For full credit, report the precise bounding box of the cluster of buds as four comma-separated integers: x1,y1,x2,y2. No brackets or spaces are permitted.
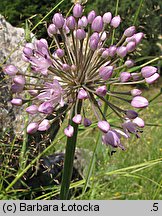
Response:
4,3,159,150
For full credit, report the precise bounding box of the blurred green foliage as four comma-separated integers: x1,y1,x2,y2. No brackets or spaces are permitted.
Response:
0,0,161,56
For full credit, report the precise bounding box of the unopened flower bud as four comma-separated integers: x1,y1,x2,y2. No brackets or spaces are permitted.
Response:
73,3,83,18
120,72,131,82
26,105,38,115
64,125,74,137
3,65,18,76
66,16,76,30
77,89,88,99
110,15,121,28
141,66,157,78
62,63,71,72
11,98,23,106
126,41,136,52
27,122,39,134
117,46,127,58
131,89,142,96
47,24,58,36
28,90,39,96
76,29,86,40
124,26,136,37
133,32,144,44
98,120,110,133
13,75,25,85
91,16,103,32
56,48,65,58
96,85,107,96
23,47,33,56
11,84,24,93
145,73,160,84
131,72,141,81
103,12,112,24
72,114,82,124
89,39,98,51
38,119,50,131
99,66,114,80
90,32,100,42
108,45,117,57
80,16,88,27
87,10,96,23
126,110,138,119
101,49,109,58
52,13,65,29
133,117,145,128
83,118,92,127
125,59,135,68
131,96,149,108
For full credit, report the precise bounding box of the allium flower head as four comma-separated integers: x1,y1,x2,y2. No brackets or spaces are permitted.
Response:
6,3,159,150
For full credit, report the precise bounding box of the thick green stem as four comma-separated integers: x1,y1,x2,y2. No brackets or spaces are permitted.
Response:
60,100,82,200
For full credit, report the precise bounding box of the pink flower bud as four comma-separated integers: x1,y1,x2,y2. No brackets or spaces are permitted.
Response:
131,89,142,96
124,26,136,37
126,41,136,52
108,45,117,57
73,3,83,18
120,72,131,82
97,120,110,133
64,125,74,137
125,59,135,68
28,90,39,96
90,32,100,42
62,64,71,72
25,43,34,50
110,15,121,28
47,24,58,36
91,16,103,32
38,119,50,131
76,29,86,40
77,89,88,99
145,73,160,84
87,10,96,24
13,75,25,85
3,65,18,76
96,85,107,96
101,49,109,58
89,39,98,51
131,96,149,108
26,105,38,115
133,117,145,128
141,66,157,78
80,16,88,27
38,102,53,114
83,118,92,127
11,98,22,106
133,32,144,44
27,122,39,134
66,16,76,30
23,47,33,56
126,110,138,119
56,48,65,58
72,114,82,124
117,46,127,58
131,72,141,81
52,13,65,29
11,84,24,93
103,12,112,24
99,66,114,80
